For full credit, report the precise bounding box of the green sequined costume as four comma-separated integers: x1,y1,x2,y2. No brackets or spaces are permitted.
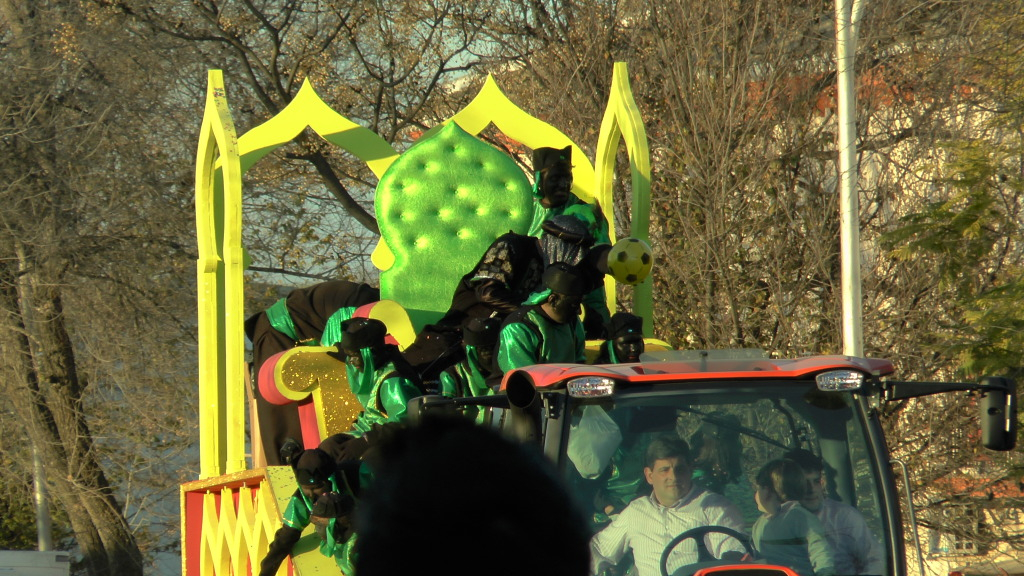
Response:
346,348,422,436
496,290,586,375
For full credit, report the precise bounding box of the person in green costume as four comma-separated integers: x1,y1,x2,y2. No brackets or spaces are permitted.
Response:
436,213,609,331
244,280,380,465
438,316,499,398
259,448,364,576
406,214,611,380
336,317,423,435
689,414,744,495
595,312,645,364
527,146,610,245
493,262,588,381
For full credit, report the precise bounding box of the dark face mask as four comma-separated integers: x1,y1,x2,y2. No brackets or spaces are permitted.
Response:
343,347,364,370
540,170,573,208
475,347,495,372
343,346,386,372
547,292,584,324
613,335,645,362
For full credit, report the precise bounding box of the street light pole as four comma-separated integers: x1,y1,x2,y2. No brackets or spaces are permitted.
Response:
33,444,53,551
836,0,865,357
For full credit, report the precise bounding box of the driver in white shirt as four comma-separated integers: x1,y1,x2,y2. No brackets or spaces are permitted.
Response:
591,435,748,576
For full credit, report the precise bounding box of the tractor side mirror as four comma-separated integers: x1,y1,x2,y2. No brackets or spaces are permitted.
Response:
979,377,1017,451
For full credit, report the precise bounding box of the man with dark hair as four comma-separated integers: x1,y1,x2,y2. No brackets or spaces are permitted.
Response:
783,449,884,575
353,415,591,576
595,312,645,364
591,435,747,576
259,449,362,576
337,317,423,435
493,262,588,383
244,280,380,465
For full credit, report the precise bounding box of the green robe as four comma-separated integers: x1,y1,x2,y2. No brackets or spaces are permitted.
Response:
497,299,586,374
281,475,358,574
439,345,494,422
438,346,492,398
346,350,421,436
266,301,359,347
528,194,611,244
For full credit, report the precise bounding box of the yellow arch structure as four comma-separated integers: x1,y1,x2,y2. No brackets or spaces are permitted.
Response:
423,76,597,203
237,79,399,177
371,75,601,275
195,70,247,478
595,63,653,334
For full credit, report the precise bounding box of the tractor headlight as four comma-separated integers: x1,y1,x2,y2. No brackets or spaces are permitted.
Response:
816,370,865,391
567,377,616,398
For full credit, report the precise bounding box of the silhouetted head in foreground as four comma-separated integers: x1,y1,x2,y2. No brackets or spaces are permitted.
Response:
354,415,590,576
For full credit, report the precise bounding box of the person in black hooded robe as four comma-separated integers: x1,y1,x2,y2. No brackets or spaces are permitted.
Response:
244,280,380,465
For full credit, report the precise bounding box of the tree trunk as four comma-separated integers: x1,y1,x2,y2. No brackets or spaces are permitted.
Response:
0,249,143,576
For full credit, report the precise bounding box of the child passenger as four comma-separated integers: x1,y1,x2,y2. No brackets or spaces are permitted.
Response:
752,459,836,576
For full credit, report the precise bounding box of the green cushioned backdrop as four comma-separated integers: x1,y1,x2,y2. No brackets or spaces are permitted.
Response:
376,122,533,329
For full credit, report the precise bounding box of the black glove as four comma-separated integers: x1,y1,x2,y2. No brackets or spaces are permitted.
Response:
318,433,369,464
311,491,355,520
259,525,301,576
335,435,370,462
327,343,347,363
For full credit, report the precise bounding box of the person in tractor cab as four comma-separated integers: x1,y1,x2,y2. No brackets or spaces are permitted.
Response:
783,449,884,575
335,317,423,435
590,435,747,576
595,312,645,364
259,449,363,576
689,414,744,495
752,459,836,576
492,262,589,384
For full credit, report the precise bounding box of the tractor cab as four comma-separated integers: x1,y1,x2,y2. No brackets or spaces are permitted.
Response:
422,351,1017,576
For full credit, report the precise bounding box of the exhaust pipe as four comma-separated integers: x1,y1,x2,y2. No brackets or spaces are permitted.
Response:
504,371,540,443
505,371,538,409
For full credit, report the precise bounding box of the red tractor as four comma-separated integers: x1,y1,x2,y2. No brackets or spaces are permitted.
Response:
414,351,1017,576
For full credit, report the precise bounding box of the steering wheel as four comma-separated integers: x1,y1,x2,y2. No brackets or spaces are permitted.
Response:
659,525,755,576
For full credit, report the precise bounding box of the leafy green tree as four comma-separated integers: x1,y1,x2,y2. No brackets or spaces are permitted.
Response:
882,139,1024,377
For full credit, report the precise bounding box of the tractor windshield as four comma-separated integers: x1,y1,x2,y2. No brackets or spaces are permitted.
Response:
563,382,890,576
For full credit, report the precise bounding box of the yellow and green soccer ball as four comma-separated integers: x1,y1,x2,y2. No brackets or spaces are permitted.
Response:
607,238,653,285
